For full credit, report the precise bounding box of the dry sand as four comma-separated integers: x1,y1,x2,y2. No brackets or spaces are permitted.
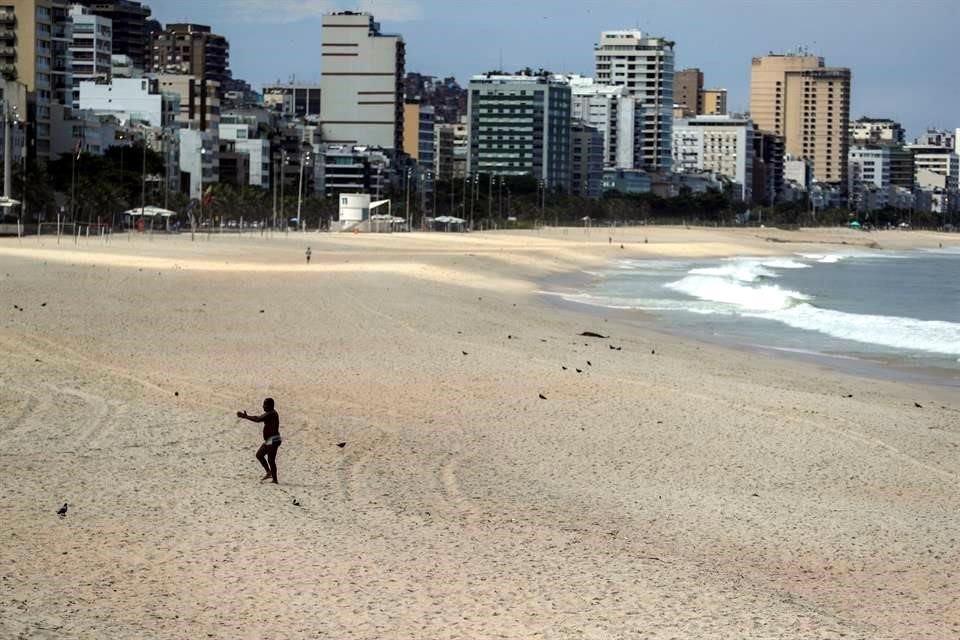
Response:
0,226,958,639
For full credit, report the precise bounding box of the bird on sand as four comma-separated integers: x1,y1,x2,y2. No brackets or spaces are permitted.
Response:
538,393,547,400
914,402,923,408
587,361,592,366
462,351,468,356
337,442,347,448
57,503,68,517
576,368,583,374
561,366,567,370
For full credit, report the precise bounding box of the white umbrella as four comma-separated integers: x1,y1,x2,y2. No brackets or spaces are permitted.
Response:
0,197,22,208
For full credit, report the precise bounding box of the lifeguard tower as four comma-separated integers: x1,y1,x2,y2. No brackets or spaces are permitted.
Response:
335,193,400,232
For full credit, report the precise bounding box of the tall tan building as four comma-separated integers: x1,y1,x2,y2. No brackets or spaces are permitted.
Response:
319,11,405,150
674,68,702,116
750,53,851,186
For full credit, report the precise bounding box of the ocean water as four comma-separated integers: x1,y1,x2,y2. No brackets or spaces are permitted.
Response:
551,247,960,378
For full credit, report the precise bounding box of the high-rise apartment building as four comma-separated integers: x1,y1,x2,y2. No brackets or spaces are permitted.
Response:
749,53,851,187
157,73,219,131
674,68,702,116
75,0,150,69
594,29,674,171
68,5,112,109
570,120,603,198
673,115,754,202
1,0,61,159
434,123,454,181
148,23,230,87
752,129,784,205
702,89,727,115
467,70,571,189
569,76,623,167
319,11,404,150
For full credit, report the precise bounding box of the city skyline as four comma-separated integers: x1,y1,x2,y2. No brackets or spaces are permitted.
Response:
146,0,958,139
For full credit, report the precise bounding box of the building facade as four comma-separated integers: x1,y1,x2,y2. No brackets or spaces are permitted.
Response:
674,68,702,116
702,89,727,115
262,83,321,117
570,120,603,198
78,76,179,127
749,53,851,188
319,11,404,150
752,129,784,206
672,115,754,202
218,118,270,187
850,117,905,147
75,0,151,69
148,23,230,88
467,70,571,189
157,73,220,131
593,29,674,171
569,76,628,169
68,5,112,109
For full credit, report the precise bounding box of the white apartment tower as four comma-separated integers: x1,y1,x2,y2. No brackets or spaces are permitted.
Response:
672,115,754,202
593,29,675,171
319,11,404,150
69,5,112,109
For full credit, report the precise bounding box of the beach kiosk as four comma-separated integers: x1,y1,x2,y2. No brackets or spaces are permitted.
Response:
336,194,392,232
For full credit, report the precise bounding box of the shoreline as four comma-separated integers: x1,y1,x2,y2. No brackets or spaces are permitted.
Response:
538,248,960,389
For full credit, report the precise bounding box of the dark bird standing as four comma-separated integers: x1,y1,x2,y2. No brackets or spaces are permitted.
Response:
56,503,68,517
337,442,347,448
538,393,547,400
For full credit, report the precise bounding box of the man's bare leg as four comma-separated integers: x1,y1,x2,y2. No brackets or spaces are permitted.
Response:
256,444,271,480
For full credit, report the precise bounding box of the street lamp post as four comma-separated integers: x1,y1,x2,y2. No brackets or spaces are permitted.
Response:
280,149,288,232
296,143,310,232
199,145,209,238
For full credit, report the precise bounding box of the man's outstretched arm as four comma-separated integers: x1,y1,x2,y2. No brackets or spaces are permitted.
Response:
237,410,266,423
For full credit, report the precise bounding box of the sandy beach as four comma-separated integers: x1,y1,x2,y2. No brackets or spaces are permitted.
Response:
1,226,958,639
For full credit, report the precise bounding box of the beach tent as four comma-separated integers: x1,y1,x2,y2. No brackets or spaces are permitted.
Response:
124,206,177,232
125,206,175,217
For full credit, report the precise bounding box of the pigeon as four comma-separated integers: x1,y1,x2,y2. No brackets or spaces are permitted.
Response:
292,498,301,507
538,393,547,400
651,349,656,355
508,335,513,340
586,361,592,367
174,391,179,397
337,442,346,448
40,302,46,307
56,503,68,517
579,331,609,339
561,366,567,371
259,309,265,313
576,368,583,374
462,351,468,356
914,402,923,408
843,394,853,398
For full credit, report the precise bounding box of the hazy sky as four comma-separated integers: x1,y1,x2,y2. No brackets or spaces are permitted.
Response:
148,0,958,138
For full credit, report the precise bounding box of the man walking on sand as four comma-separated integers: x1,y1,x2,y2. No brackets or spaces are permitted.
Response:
305,246,312,264
237,398,282,483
